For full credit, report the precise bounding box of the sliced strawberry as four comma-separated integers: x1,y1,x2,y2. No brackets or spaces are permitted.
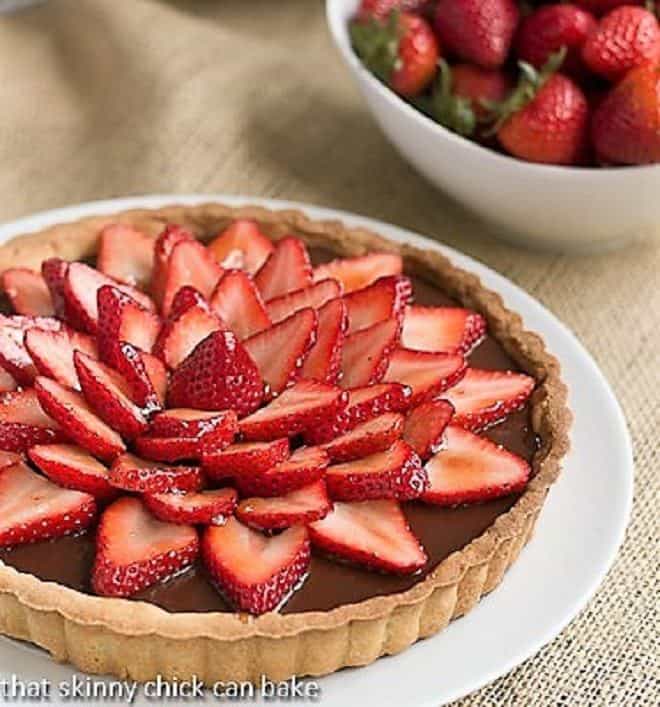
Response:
28,443,116,500
151,225,196,307
209,269,271,340
322,412,404,463
74,351,148,439
41,258,69,318
313,253,403,293
34,376,125,461
344,275,411,334
150,408,238,439
340,317,400,389
0,462,97,549
265,279,342,324
244,307,317,397
144,487,238,526
0,388,64,452
92,496,199,597
401,306,486,354
167,285,209,318
299,297,347,385
1,268,54,317
0,313,61,332
444,368,535,431
25,327,98,389
383,348,467,406
236,480,331,531
254,236,312,301
422,425,530,505
308,499,427,574
207,219,274,274
202,438,290,481
325,440,426,501
202,518,310,614
0,368,17,393
232,445,329,497
111,343,167,412
403,399,454,460
108,453,203,494
0,319,43,385
168,329,264,417
135,421,235,462
97,224,155,289
239,380,348,441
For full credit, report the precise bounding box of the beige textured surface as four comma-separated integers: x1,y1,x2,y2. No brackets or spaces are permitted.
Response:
0,1,657,704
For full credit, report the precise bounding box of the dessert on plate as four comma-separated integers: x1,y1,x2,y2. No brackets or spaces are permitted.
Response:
0,202,570,682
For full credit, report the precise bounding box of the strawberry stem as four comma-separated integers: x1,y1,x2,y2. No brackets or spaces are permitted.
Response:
349,13,400,85
431,59,477,137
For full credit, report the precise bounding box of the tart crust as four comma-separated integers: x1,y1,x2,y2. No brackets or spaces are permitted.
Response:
0,203,571,682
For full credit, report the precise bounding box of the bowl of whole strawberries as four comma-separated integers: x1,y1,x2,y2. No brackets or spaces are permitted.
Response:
327,0,660,252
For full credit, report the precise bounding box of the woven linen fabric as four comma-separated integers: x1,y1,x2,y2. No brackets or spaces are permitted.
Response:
0,1,657,704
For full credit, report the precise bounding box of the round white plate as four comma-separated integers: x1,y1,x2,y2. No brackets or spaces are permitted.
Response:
0,196,633,706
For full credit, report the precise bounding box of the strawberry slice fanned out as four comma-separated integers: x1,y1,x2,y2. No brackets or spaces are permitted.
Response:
202,518,310,614
239,380,348,441
401,306,487,355
0,388,64,453
422,425,530,506
151,224,196,307
202,438,290,481
236,480,331,531
444,368,535,431
25,327,98,390
299,297,347,385
325,440,427,501
0,318,46,386
28,443,116,501
135,422,236,463
150,408,238,439
340,317,400,389
210,270,271,340
144,488,238,526
344,275,412,334
403,399,455,460
322,412,404,463
110,342,167,412
244,307,317,397
92,496,199,597
0,462,97,549
265,279,342,324
109,453,203,494
207,219,274,274
313,253,403,293
309,499,427,574
254,236,313,301
96,224,155,289
384,349,467,406
41,258,69,318
1,268,54,317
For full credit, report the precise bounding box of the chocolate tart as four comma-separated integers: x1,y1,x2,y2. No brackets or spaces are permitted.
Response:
0,203,570,682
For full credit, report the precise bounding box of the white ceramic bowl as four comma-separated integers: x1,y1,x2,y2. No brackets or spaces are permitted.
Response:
327,0,660,252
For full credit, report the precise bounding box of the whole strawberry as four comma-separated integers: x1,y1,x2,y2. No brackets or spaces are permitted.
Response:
582,6,660,81
434,0,520,69
356,0,433,21
592,63,660,164
351,11,440,96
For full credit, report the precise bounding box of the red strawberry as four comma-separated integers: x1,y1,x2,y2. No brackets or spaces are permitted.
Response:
25,327,98,389
422,424,530,505
92,496,199,597
322,412,404,462
35,376,126,461
110,342,167,412
151,224,196,307
0,450,22,469
254,236,313,301
96,224,155,289
308,499,427,574
383,348,467,405
167,329,264,417
325,439,427,501
0,321,39,386
0,462,96,548
167,285,208,318
265,279,342,324
207,219,274,274
401,306,486,354
299,297,347,384
135,420,236,462
41,258,68,318
202,438,290,480
356,0,433,22
0,368,16,393
243,307,318,396
340,317,400,388
434,0,520,69
582,6,660,81
109,453,203,494
209,269,271,340
351,11,440,97
150,408,238,439
444,367,535,431
239,380,348,441
344,275,411,334
1,269,54,317
28,443,116,500
0,389,63,453
313,253,402,293
236,480,331,531
203,519,311,614
403,398,454,459
592,63,660,164
143,488,238,525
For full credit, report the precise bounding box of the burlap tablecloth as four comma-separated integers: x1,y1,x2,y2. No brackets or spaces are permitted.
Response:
0,1,657,704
